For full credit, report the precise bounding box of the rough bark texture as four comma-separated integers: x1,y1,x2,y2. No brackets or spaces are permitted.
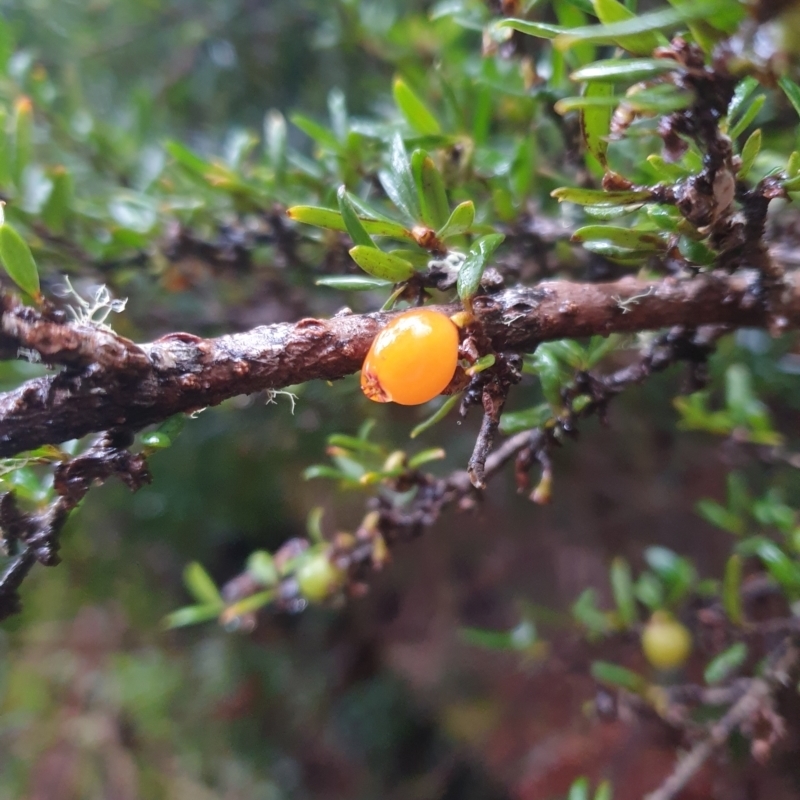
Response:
0,270,796,458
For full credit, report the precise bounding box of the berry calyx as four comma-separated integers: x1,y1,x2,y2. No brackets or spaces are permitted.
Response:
361,308,459,405
641,611,692,670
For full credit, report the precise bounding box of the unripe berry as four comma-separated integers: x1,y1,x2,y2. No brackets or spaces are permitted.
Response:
361,309,459,405
641,611,692,670
295,549,345,603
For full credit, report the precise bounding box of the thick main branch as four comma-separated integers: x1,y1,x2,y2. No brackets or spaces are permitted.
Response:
0,271,796,458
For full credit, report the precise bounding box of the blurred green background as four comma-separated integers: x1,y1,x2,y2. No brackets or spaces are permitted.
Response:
0,1,799,799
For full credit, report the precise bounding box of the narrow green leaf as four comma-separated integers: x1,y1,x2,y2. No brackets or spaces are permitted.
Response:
286,206,413,241
723,554,743,625
704,642,747,685
581,82,613,166
610,557,637,628
437,200,475,238
393,77,441,135
408,447,446,469
222,590,275,621
457,233,505,302
411,394,462,439
592,0,660,56
573,588,611,634
316,275,393,291
338,186,376,248
493,19,567,39
554,0,743,51
728,95,765,141
165,140,212,176
551,187,653,205
41,167,73,234
726,76,758,122
568,777,590,800
571,58,677,83
163,604,221,629
378,133,421,222
290,113,340,151
0,216,40,298
593,780,613,800
12,97,33,187
573,225,666,250
411,150,450,229
349,245,415,281
328,433,384,455
678,235,716,266
696,498,744,535
183,562,224,607
779,76,800,119
737,537,800,592
590,660,648,693
737,129,761,180
499,403,552,434
264,109,287,182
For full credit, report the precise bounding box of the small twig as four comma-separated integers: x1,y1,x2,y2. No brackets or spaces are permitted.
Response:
645,638,800,800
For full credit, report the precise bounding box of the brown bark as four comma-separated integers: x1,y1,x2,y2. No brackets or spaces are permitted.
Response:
0,270,795,458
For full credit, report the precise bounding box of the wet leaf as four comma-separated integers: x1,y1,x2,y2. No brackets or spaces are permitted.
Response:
571,58,677,83
378,133,421,222
580,81,613,166
499,403,552,434
592,0,660,56
411,150,450,229
338,186,376,248
316,275,393,290
728,95,765,141
349,245,415,281
492,19,566,39
437,200,475,238
287,206,412,241
552,187,653,205
457,233,505,302
573,225,665,250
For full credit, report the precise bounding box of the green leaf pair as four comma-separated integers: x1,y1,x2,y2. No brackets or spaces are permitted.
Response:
0,205,41,299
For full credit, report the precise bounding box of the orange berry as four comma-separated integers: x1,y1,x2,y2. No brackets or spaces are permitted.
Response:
361,309,459,405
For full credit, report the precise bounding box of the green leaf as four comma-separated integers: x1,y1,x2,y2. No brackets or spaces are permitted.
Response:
779,76,800,120
554,0,743,51
165,139,213,176
696,498,744,535
644,546,696,605
737,537,800,593
723,554,743,625
581,82,613,166
408,447,446,469
727,76,759,124
551,187,653,205
704,642,747,685
141,432,171,449
411,150,450,229
0,214,40,298
286,206,413,241
183,562,223,607
393,77,441,135
457,233,505,302
437,200,475,238
736,128,761,181
635,571,664,610
41,167,73,234
592,0,660,56
460,619,536,651
728,95,765,141
499,403,552,434
410,393,462,439
573,225,665,250
247,551,279,587
328,433,384,456
338,186,376,248
573,588,611,634
594,780,613,800
349,245,415,281
590,660,647,693
568,777,590,800
163,604,221,629
316,275,393,291
610,557,637,628
290,113,341,151
492,19,567,39
264,109,287,182
221,590,276,621
571,58,677,83
12,97,33,187
378,133,421,222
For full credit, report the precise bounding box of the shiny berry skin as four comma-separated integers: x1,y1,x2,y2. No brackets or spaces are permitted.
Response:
295,549,345,603
641,611,692,670
361,309,459,405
